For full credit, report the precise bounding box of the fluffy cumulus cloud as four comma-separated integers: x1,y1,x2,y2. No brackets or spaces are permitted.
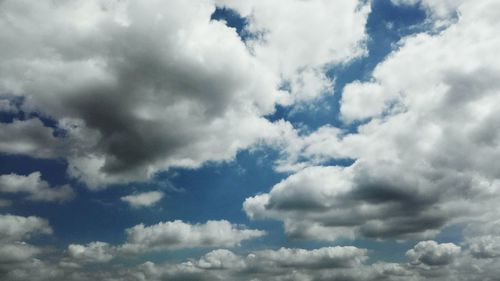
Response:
121,191,164,208
0,0,369,188
121,220,265,253
5,240,500,281
0,172,75,203
0,119,63,158
0,214,52,241
0,214,57,280
1,235,500,280
406,241,461,266
61,220,265,263
245,0,500,241
215,0,370,102
67,242,114,264
0,218,265,279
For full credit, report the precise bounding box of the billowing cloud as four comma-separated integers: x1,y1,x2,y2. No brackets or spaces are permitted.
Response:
0,242,41,264
0,172,75,203
215,0,370,102
58,220,266,265
246,0,500,241
3,237,500,281
0,214,55,280
406,241,461,266
0,214,52,241
105,246,370,281
121,220,265,253
0,0,369,188
120,191,164,208
67,242,114,264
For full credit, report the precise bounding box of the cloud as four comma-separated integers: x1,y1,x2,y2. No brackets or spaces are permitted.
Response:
113,246,370,281
467,235,500,259
0,0,369,188
0,214,52,241
0,242,41,264
0,99,17,114
0,119,63,158
0,199,11,208
121,220,265,253
57,220,266,266
120,191,164,208
3,237,500,281
0,172,75,203
245,0,500,241
215,0,370,103
67,242,114,264
0,214,57,281
406,241,461,266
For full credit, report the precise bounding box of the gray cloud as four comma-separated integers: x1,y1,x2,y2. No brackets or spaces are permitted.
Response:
0,0,369,188
2,236,500,281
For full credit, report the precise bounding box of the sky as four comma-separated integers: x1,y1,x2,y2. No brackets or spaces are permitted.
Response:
0,0,500,280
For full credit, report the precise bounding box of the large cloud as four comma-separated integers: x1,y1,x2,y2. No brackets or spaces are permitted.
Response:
67,242,114,264
0,0,369,188
215,0,370,102
244,0,500,241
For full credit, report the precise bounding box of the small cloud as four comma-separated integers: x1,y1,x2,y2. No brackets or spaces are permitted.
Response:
0,172,75,203
121,191,164,208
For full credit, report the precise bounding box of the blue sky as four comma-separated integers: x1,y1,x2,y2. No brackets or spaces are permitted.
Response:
1,0,500,280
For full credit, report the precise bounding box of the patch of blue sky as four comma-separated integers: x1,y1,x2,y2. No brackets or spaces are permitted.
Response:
268,0,428,134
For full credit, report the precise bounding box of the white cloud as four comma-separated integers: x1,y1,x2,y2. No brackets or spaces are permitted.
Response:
0,214,52,241
391,0,466,26
120,246,370,281
67,242,114,264
0,172,75,203
246,0,500,241
0,119,63,158
216,0,370,103
406,241,461,266
467,235,500,259
0,214,57,281
0,242,41,263
0,0,369,188
4,238,500,281
121,220,265,253
120,191,164,208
